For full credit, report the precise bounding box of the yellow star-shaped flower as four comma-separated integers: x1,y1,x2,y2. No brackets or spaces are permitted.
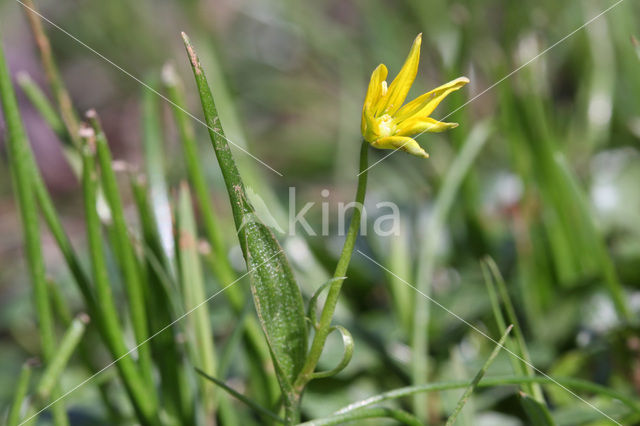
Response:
361,34,469,158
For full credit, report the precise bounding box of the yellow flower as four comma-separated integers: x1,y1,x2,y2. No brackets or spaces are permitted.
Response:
361,34,469,158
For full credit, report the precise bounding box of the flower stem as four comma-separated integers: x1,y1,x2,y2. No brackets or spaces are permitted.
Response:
294,140,369,391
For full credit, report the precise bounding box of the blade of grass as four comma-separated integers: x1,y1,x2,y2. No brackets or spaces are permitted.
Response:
0,35,68,426
47,281,121,422
518,391,556,426
16,72,81,175
412,121,491,421
142,83,176,276
6,360,35,426
177,182,218,418
445,325,513,426
299,407,422,426
22,0,81,149
129,173,194,425
79,127,158,425
88,110,154,390
35,314,89,401
195,368,284,424
334,375,640,415
484,257,545,402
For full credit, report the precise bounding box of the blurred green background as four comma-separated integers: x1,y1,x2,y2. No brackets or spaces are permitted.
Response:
1,0,640,424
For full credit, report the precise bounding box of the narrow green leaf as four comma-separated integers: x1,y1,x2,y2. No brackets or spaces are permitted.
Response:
445,325,512,426
142,83,176,276
334,375,640,416
79,127,158,425
177,182,218,416
519,391,556,426
0,35,68,426
195,368,285,424
484,257,545,402
163,64,279,405
6,360,35,426
181,33,307,396
412,121,491,420
310,326,354,379
130,174,194,425
36,315,89,400
88,110,154,389
22,0,81,149
299,407,422,426
16,72,81,175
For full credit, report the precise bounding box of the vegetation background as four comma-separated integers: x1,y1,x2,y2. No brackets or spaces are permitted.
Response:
0,0,639,424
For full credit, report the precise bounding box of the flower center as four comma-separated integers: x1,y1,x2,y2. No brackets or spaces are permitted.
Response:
377,114,395,137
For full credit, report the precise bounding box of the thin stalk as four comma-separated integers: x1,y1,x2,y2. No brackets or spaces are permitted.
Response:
0,37,68,426
485,258,544,402
129,174,194,425
6,360,35,426
80,128,158,425
36,315,89,401
412,122,490,420
195,368,284,424
47,281,121,422
299,407,422,426
141,84,176,275
294,140,368,390
445,325,513,426
22,0,80,148
334,376,640,415
89,111,154,389
178,183,218,419
16,72,81,174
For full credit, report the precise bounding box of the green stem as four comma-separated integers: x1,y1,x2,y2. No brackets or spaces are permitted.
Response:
445,325,512,426
299,407,422,426
0,36,68,426
36,315,89,401
294,140,369,390
7,360,34,426
22,0,81,149
89,111,154,389
80,130,157,425
334,375,640,415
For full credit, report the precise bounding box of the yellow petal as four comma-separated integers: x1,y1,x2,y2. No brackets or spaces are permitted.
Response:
395,76,469,123
376,34,422,116
362,64,388,133
396,117,459,136
371,135,429,158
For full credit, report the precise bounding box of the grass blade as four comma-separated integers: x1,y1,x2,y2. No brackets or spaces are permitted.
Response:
35,314,89,401
142,83,176,276
177,182,218,417
445,325,513,426
195,368,284,424
79,127,158,424
6,360,35,426
22,0,81,149
483,257,545,402
0,34,68,426
299,407,422,426
88,110,154,389
412,121,491,420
